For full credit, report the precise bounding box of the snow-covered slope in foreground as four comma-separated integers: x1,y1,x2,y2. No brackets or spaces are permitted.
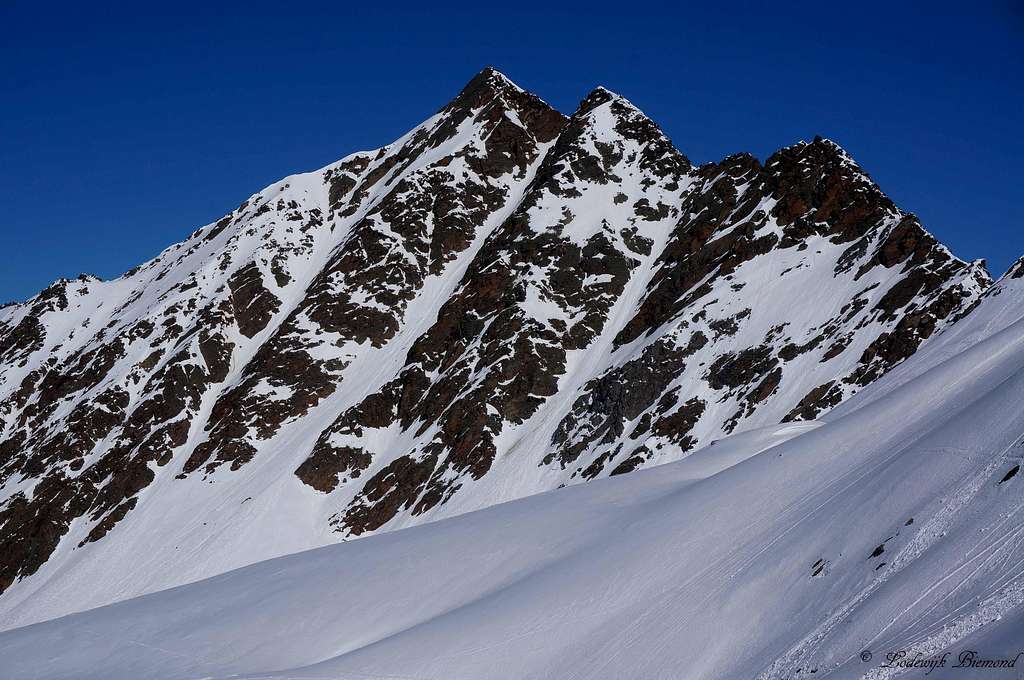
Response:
2,270,1024,679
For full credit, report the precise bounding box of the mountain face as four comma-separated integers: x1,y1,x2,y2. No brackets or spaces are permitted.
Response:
0,68,993,626
3,255,1023,680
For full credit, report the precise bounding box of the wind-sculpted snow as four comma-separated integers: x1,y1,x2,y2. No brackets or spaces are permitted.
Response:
0,68,998,627
2,279,1024,679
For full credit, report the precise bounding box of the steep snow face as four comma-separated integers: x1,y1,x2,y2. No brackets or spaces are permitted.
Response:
829,257,1024,417
0,68,992,628
307,87,695,535
539,140,990,482
1,271,1023,680
0,67,564,623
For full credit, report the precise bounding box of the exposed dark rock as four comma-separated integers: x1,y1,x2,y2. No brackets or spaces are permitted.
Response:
783,381,844,422
336,454,437,535
707,346,777,391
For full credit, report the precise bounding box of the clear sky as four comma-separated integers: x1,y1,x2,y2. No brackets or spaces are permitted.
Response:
2,1,1021,302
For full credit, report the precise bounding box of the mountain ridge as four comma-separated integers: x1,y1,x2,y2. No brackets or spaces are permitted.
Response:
0,68,1000,628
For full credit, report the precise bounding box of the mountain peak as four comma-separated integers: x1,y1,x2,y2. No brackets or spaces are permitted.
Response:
575,85,627,116
475,65,515,86
1003,255,1024,279
770,135,859,169
436,67,565,145
764,135,884,214
464,65,519,93
807,135,859,165
443,66,527,113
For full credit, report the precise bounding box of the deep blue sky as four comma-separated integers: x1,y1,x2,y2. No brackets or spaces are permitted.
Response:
2,1,1021,302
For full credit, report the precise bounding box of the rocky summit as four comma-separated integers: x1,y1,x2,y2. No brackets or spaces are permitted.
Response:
0,68,999,627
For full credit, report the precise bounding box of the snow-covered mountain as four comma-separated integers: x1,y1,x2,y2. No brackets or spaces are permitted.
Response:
2,250,1023,680
0,68,996,629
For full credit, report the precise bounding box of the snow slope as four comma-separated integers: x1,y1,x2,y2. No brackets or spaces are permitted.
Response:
2,260,1022,678
0,67,996,633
